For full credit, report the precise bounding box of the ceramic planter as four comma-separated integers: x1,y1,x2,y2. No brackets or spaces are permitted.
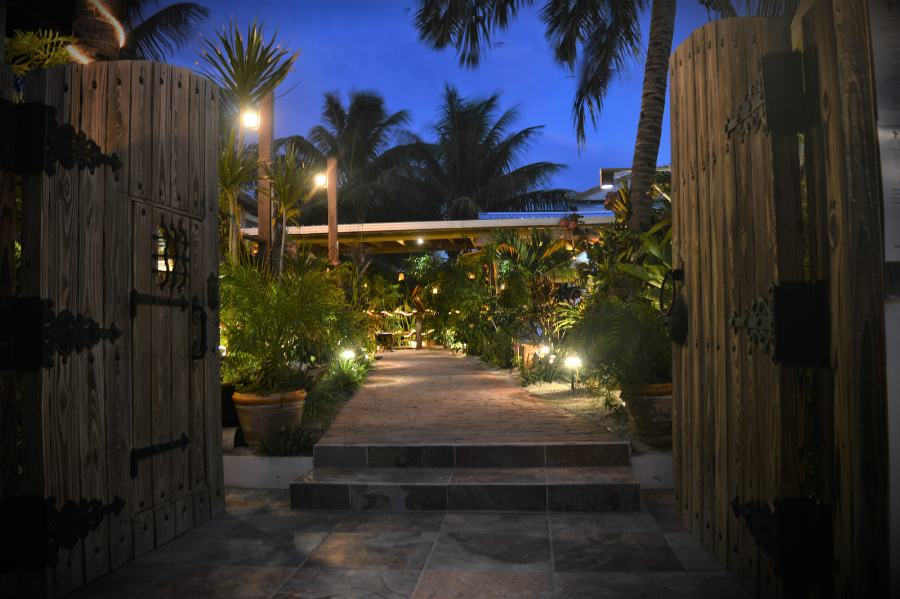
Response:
231,390,307,447
620,383,673,448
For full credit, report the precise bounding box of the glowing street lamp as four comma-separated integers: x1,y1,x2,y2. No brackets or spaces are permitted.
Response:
315,174,327,187
564,356,583,390
242,109,260,131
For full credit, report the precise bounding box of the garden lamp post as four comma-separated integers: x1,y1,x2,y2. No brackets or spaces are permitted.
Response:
325,157,338,264
257,91,275,266
564,356,582,390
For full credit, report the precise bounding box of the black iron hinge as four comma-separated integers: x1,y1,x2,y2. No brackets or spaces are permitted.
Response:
0,297,122,371
0,494,125,572
730,280,829,367
191,295,208,368
131,433,190,478
724,50,820,140
130,289,189,319
0,99,122,175
733,496,831,586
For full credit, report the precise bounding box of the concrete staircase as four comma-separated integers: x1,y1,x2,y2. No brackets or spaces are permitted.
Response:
290,442,640,512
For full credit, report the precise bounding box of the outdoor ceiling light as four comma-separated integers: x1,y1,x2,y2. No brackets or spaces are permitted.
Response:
417,238,424,244
242,109,260,131
315,174,327,187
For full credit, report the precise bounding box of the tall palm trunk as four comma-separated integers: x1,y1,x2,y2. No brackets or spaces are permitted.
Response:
628,0,676,232
70,0,126,62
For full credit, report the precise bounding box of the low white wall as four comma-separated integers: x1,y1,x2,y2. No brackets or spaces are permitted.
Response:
224,455,314,490
632,455,673,490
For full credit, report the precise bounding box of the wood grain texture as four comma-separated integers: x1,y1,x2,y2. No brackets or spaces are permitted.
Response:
103,60,134,571
151,206,174,511
188,215,207,502
668,44,683,532
129,62,152,201
170,214,192,505
76,61,111,586
0,65,17,502
151,63,171,208
171,67,189,213
188,73,205,218
203,78,225,518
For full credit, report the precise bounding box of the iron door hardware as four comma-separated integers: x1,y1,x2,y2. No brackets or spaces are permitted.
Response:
0,297,122,371
732,496,832,586
206,273,220,311
0,99,123,175
191,295,208,367
131,433,190,478
0,494,125,572
730,280,829,367
130,289,189,318
724,51,820,140
661,269,688,345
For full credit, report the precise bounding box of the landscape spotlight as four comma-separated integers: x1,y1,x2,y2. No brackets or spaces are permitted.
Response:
341,349,355,359
417,238,424,245
565,356,582,390
315,174,327,187
242,109,260,131
540,346,550,356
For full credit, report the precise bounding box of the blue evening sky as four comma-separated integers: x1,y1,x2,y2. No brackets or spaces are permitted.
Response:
166,1,715,193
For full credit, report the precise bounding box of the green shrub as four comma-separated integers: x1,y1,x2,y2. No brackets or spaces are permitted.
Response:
259,426,310,457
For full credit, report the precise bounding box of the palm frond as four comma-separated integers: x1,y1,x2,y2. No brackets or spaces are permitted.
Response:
121,2,209,62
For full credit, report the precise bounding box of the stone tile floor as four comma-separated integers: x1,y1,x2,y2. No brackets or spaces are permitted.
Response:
66,488,753,599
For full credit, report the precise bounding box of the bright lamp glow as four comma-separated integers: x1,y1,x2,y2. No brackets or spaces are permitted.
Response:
540,346,550,356
564,356,582,368
242,110,260,130
315,174,327,187
601,184,614,190
417,238,424,244
341,349,355,359
432,287,439,294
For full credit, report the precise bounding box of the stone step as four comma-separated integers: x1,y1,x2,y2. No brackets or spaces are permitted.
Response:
290,466,640,513
313,442,631,469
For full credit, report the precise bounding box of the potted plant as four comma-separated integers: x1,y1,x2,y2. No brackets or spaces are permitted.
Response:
220,256,347,446
563,296,673,447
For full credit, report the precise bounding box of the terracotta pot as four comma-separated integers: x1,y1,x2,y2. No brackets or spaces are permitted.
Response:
231,390,307,447
620,383,673,449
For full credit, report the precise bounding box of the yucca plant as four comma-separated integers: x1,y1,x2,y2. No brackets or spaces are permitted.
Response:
259,426,310,457
218,128,260,264
262,145,316,273
196,16,300,135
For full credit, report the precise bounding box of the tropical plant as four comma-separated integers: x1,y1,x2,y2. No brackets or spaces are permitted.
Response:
196,17,300,134
220,257,352,395
490,228,573,281
4,29,71,76
218,128,260,264
259,426,310,456
560,295,671,388
380,85,571,220
262,145,316,273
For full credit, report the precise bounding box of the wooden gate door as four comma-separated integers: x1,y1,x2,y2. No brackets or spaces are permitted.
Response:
11,61,224,598
669,2,889,596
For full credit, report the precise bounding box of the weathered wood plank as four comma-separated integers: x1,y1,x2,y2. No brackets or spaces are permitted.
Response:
131,201,155,556
668,44,683,530
77,61,111,586
831,0,890,594
175,494,194,537
170,214,192,505
203,79,225,518
103,60,134,571
129,62,152,201
154,502,176,548
188,73,205,218
171,67,189,213
188,215,207,499
151,63,171,208
151,206,174,512
132,512,154,558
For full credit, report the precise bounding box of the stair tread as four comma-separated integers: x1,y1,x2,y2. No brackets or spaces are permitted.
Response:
294,466,639,486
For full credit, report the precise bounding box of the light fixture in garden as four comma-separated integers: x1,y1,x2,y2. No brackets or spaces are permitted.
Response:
398,272,405,281
468,273,476,279
549,353,557,364
341,349,355,360
565,356,582,390
315,174,327,187
540,346,550,357
242,109,260,131
417,238,424,245
432,287,439,294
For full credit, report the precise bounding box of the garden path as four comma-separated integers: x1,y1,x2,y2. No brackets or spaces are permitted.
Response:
317,349,618,446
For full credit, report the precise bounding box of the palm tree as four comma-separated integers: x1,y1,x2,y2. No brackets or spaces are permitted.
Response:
490,228,573,281
278,89,412,224
412,0,668,232
15,0,209,63
378,84,571,220
262,145,316,273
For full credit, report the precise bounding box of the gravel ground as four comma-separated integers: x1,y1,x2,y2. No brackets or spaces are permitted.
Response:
460,355,670,457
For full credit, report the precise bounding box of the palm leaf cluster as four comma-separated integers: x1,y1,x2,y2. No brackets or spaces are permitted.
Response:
377,85,571,221
120,0,210,62
489,228,572,280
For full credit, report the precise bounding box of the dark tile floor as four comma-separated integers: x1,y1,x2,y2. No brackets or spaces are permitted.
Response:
65,488,753,599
